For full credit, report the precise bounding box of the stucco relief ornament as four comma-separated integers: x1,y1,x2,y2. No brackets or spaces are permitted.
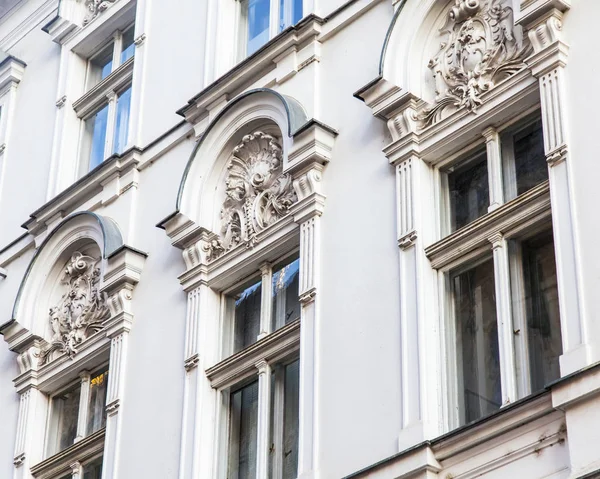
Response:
83,0,118,26
419,0,532,127
203,131,297,262
37,252,111,365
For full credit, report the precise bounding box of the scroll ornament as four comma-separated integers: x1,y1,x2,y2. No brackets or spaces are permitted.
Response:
83,0,118,26
38,252,110,365
419,0,532,127
203,131,297,262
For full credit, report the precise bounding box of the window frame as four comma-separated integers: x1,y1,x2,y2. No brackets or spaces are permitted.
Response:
207,250,301,479
73,24,136,175
236,0,304,61
429,107,559,430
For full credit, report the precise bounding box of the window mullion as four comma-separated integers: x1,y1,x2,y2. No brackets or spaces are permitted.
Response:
489,233,518,406
483,127,504,211
259,263,273,340
112,31,123,71
70,461,83,479
270,0,280,38
255,360,272,479
75,371,91,442
103,90,118,159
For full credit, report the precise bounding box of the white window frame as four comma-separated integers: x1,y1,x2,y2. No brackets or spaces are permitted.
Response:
73,24,135,175
29,364,109,479
428,106,558,430
207,251,301,479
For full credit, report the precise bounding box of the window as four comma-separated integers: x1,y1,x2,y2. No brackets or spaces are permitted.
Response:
436,112,560,427
238,0,303,58
208,254,301,479
46,369,108,457
76,25,135,174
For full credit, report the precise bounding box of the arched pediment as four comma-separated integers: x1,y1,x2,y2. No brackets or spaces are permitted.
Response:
2,212,124,361
175,88,309,224
358,0,531,130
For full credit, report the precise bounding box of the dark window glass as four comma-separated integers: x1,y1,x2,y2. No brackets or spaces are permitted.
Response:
272,258,300,332
448,151,489,231
228,381,259,479
233,280,262,352
507,119,548,198
453,259,501,424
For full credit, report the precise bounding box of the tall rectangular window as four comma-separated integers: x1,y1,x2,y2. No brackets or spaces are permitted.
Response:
452,259,501,425
238,0,303,59
77,25,135,174
213,251,301,479
48,385,81,455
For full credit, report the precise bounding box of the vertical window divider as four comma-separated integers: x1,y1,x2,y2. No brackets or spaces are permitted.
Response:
103,90,118,158
483,127,504,212
75,371,91,442
443,271,460,429
269,0,280,39
259,263,273,340
256,360,272,479
271,365,285,478
112,31,123,70
70,460,83,479
489,233,518,406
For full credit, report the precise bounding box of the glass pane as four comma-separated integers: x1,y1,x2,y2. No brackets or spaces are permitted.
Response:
279,0,303,31
453,259,501,425
120,26,135,64
448,151,489,232
87,370,109,435
521,232,562,391
272,258,300,332
507,119,548,199
228,381,259,479
88,42,114,88
282,361,300,479
113,87,132,155
48,385,81,454
245,0,270,56
84,104,109,171
83,456,103,479
233,280,262,352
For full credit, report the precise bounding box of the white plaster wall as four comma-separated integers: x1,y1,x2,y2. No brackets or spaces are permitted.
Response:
0,22,59,246
561,1,600,359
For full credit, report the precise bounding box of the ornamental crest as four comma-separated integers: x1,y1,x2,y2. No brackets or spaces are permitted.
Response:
83,0,118,26
420,0,532,127
38,252,110,365
204,131,297,262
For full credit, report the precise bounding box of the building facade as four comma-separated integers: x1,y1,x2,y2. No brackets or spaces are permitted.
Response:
0,0,598,478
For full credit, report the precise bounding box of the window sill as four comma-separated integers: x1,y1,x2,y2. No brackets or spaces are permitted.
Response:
30,428,105,479
22,147,141,237
206,319,300,389
425,181,551,270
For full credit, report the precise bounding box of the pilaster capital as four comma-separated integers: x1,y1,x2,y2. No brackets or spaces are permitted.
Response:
398,231,418,250
488,232,505,248
547,145,568,167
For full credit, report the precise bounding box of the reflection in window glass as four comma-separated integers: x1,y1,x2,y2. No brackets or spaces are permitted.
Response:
448,151,489,232
452,259,501,425
272,258,300,332
113,87,132,155
48,385,81,455
85,104,109,171
282,361,300,479
514,231,562,392
121,27,135,64
279,0,302,31
83,456,103,479
242,0,270,57
233,280,262,352
504,119,548,200
87,370,109,435
228,381,259,479
88,42,114,88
